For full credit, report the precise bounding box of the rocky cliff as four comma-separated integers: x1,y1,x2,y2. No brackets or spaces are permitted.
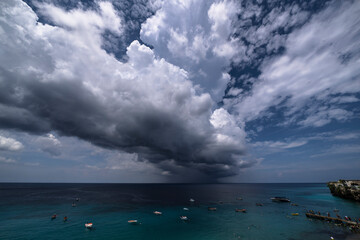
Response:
327,180,360,202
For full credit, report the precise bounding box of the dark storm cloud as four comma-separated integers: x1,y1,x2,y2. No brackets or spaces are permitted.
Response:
0,65,249,177
0,67,103,135
0,69,51,133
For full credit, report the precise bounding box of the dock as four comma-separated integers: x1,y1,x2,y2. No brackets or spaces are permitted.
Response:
305,213,360,230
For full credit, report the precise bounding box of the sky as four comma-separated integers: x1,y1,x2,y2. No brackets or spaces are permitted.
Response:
0,0,359,183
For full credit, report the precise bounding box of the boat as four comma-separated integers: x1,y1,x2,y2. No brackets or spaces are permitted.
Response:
189,198,195,202
271,197,290,202
76,198,80,202
291,203,298,206
183,208,189,211
180,216,188,221
153,211,162,215
208,207,217,211
291,213,299,216
51,214,57,220
85,223,93,229
128,220,138,224
72,203,76,207
235,208,247,213
256,203,263,206
237,197,243,200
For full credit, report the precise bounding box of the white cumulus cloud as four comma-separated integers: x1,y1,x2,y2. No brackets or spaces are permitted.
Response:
140,0,242,100
0,135,24,151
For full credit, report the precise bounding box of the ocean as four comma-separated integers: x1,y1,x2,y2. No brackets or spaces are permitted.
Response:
0,183,359,240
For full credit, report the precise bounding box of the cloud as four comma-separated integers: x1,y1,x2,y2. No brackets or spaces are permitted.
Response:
0,0,249,179
333,133,360,140
207,0,238,59
292,130,360,142
0,156,16,163
0,135,24,151
140,0,241,100
252,128,360,150
229,0,311,67
252,140,308,151
330,96,360,104
91,151,154,172
311,144,360,158
39,1,122,34
293,105,353,128
35,133,62,156
226,0,360,128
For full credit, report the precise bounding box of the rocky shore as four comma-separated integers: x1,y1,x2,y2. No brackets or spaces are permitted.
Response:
327,180,360,202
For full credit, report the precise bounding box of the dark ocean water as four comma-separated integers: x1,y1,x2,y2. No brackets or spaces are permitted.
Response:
0,183,359,240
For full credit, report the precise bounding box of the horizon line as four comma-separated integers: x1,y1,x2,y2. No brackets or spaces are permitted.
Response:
0,181,329,184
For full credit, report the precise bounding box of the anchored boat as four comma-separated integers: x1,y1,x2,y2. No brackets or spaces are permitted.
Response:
271,197,290,202
235,208,247,213
85,223,93,229
128,220,138,224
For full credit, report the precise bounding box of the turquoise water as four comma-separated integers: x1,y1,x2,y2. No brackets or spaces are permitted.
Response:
0,183,359,239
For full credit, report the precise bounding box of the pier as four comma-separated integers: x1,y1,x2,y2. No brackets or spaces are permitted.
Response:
305,213,360,230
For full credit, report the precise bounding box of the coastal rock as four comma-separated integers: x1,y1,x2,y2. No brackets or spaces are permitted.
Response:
327,180,360,202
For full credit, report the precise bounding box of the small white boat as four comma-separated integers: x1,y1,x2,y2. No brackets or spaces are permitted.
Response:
180,216,188,221
153,211,162,215
183,208,189,211
85,223,93,229
189,198,195,202
128,220,138,224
